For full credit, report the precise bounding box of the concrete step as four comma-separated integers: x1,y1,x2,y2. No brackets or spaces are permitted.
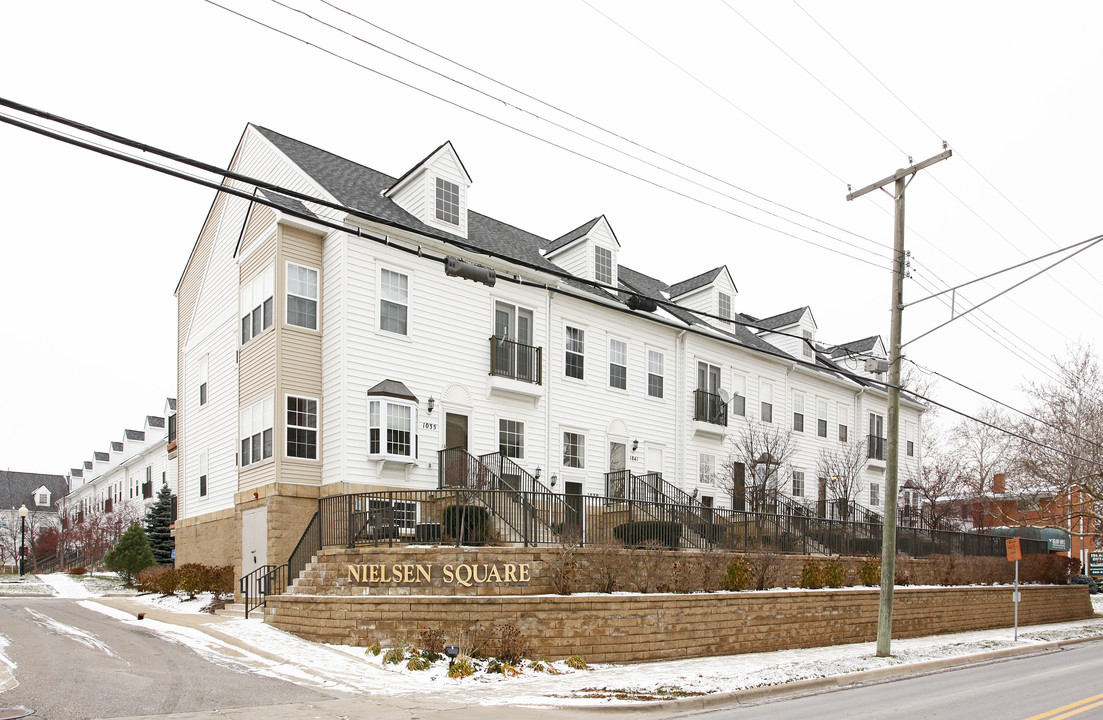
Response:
214,603,247,618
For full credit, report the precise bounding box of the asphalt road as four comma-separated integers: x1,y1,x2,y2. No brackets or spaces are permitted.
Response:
687,639,1103,720
0,598,328,720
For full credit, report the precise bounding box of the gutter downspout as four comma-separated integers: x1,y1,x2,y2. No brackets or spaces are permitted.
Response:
675,329,688,490
546,288,555,492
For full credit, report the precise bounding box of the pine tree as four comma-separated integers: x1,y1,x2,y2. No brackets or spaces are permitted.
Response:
145,484,175,566
103,523,156,584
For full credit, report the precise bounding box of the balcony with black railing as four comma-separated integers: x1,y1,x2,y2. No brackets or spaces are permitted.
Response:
693,389,727,434
488,336,543,398
867,434,886,461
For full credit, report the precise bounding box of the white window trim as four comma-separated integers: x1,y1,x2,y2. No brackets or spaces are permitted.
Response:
564,323,586,382
377,265,412,339
434,176,461,226
285,261,319,331
594,245,614,285
241,264,275,345
498,417,525,460
240,396,274,468
608,336,628,392
198,355,208,408
731,372,747,417
561,429,586,471
646,348,665,400
368,396,418,462
286,394,320,461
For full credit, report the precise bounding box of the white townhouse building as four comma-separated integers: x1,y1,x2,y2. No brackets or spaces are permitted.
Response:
62,399,178,522
174,126,924,576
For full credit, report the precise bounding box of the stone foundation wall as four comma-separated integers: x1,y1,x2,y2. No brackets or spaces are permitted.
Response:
174,508,238,568
265,585,1092,664
291,546,877,597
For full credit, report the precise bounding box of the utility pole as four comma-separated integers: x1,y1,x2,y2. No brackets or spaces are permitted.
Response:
846,149,951,657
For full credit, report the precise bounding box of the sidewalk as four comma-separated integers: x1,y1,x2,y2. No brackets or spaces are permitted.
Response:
73,590,1103,720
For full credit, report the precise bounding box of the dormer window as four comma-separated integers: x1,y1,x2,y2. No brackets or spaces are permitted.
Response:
36,490,50,507
803,330,814,359
595,246,613,285
435,177,460,226
718,292,732,321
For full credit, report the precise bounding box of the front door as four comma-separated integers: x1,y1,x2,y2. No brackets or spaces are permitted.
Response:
565,481,584,536
494,302,535,381
443,413,470,487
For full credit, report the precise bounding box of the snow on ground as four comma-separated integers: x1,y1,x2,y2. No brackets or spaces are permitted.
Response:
35,572,96,598
111,590,1103,707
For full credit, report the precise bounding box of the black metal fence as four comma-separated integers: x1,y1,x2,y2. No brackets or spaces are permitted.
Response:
489,336,542,384
314,488,1042,557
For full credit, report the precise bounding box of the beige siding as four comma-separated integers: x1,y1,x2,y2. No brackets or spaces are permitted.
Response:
239,205,277,258
276,223,324,488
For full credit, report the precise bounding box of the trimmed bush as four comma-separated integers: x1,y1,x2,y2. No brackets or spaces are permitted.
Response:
799,560,825,589
722,556,752,591
442,505,491,545
824,557,849,587
613,521,683,549
857,556,880,586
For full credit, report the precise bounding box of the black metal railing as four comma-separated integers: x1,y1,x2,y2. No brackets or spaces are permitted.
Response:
312,488,1044,558
693,389,728,425
489,336,542,384
241,564,287,619
868,434,886,460
605,470,665,503
439,446,496,489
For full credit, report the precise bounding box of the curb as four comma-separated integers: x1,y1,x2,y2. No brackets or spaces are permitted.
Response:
584,633,1103,715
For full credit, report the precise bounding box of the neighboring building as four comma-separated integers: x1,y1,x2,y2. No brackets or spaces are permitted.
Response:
0,470,68,570
174,127,925,580
942,473,1098,566
61,398,178,523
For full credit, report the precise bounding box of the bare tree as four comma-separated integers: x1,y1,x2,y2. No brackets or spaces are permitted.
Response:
946,405,1016,528
1013,344,1103,540
817,438,868,520
905,426,967,529
719,421,796,513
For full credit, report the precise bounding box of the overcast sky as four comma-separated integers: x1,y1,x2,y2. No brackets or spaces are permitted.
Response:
2,1,1100,475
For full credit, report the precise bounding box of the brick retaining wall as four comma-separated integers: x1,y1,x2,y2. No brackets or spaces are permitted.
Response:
265,585,1092,664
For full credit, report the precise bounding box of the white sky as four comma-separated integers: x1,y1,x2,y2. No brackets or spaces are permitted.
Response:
1,1,1101,474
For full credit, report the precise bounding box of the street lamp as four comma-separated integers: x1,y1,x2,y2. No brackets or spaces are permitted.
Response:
18,504,28,577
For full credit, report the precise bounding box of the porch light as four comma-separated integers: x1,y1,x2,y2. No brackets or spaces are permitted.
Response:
534,466,542,480
631,439,639,451
550,473,558,488
427,396,435,414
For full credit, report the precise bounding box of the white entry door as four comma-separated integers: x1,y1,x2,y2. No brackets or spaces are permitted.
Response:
242,507,268,571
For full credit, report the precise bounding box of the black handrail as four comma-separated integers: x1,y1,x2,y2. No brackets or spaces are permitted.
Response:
488,336,542,384
241,563,287,619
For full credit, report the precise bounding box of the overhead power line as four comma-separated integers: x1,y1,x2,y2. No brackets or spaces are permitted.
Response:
199,0,891,270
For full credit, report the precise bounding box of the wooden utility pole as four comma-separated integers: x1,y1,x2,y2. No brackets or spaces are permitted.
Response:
846,149,951,657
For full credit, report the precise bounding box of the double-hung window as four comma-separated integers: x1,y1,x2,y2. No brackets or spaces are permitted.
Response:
870,483,881,506
241,265,274,344
565,326,585,379
792,392,805,432
699,453,715,485
240,396,274,467
731,374,747,417
647,350,664,398
287,396,318,459
792,470,805,498
838,402,850,442
609,338,627,390
369,400,416,459
760,380,774,423
435,177,460,225
718,292,731,321
802,330,814,359
563,432,585,468
499,419,524,459
817,399,829,438
198,451,208,497
287,263,318,330
198,355,208,407
379,268,409,335
595,246,613,285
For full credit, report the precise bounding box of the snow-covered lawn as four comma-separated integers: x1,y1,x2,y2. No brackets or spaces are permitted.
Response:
109,590,1103,707
0,574,53,596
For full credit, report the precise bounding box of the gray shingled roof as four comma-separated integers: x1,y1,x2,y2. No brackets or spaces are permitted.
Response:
756,307,809,331
94,452,110,462
829,336,882,358
167,398,177,411
258,188,316,218
147,416,166,428
125,429,145,441
110,442,123,452
544,217,602,256
83,461,92,470
668,267,725,299
366,379,417,401
249,127,866,375
0,471,68,513
70,469,83,478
